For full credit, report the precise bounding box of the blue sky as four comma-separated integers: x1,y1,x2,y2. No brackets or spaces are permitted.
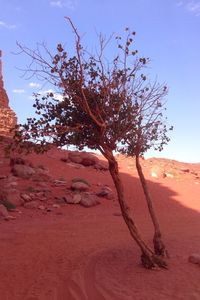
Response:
0,0,200,162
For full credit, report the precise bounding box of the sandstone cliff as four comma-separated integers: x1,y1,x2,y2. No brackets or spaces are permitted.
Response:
0,50,17,137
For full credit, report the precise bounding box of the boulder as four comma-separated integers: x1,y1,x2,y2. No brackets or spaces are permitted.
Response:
32,173,52,182
71,181,90,192
63,194,77,204
72,193,82,204
12,164,35,179
94,161,109,171
81,152,98,166
64,193,81,205
80,193,100,207
68,151,100,168
35,167,49,175
68,151,83,164
0,189,24,207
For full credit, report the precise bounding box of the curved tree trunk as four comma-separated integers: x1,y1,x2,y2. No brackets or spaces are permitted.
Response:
135,154,168,257
103,149,167,269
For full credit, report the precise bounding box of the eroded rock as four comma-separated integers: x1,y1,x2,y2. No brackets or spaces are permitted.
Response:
80,192,100,207
24,201,39,209
0,204,9,218
96,186,114,200
12,164,36,179
188,254,200,265
71,181,90,192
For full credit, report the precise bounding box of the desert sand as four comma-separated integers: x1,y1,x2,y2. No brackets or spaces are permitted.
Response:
0,144,200,300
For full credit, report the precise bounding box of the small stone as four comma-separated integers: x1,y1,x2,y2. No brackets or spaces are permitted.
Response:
53,180,67,186
38,205,46,210
46,207,52,212
4,215,16,221
52,204,61,208
191,171,198,176
24,201,39,209
66,162,85,169
64,194,80,204
21,193,32,202
113,212,122,217
60,157,68,162
0,204,9,217
94,161,108,171
180,168,190,173
55,211,63,215
36,182,49,188
32,173,52,182
72,194,82,204
54,197,66,204
96,186,114,200
35,167,49,175
164,172,174,178
188,254,200,265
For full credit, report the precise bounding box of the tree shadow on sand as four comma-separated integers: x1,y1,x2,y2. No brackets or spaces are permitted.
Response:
61,158,200,300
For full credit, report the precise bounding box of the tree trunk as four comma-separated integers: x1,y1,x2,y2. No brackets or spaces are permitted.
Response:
104,149,167,269
135,154,168,257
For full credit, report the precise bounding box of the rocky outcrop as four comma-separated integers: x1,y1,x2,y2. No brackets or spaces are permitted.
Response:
61,150,109,171
0,50,17,137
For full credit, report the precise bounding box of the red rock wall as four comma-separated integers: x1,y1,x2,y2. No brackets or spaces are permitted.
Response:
0,50,17,137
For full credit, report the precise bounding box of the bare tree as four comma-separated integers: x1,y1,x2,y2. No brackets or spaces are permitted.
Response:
13,18,168,269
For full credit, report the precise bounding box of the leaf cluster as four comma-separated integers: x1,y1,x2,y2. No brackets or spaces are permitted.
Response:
12,22,172,158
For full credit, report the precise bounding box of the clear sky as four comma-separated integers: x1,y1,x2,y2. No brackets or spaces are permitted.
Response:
0,0,200,163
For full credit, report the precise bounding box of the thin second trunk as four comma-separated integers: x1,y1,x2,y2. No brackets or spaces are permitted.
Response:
135,154,168,257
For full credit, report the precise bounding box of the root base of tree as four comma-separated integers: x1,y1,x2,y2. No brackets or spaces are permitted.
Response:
141,253,168,270
153,235,169,258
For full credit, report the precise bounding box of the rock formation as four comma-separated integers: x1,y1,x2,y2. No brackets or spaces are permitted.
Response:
0,50,17,137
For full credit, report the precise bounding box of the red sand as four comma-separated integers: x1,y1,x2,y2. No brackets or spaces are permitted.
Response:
0,148,200,300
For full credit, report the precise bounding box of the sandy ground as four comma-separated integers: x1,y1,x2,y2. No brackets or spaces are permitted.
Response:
0,148,200,300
